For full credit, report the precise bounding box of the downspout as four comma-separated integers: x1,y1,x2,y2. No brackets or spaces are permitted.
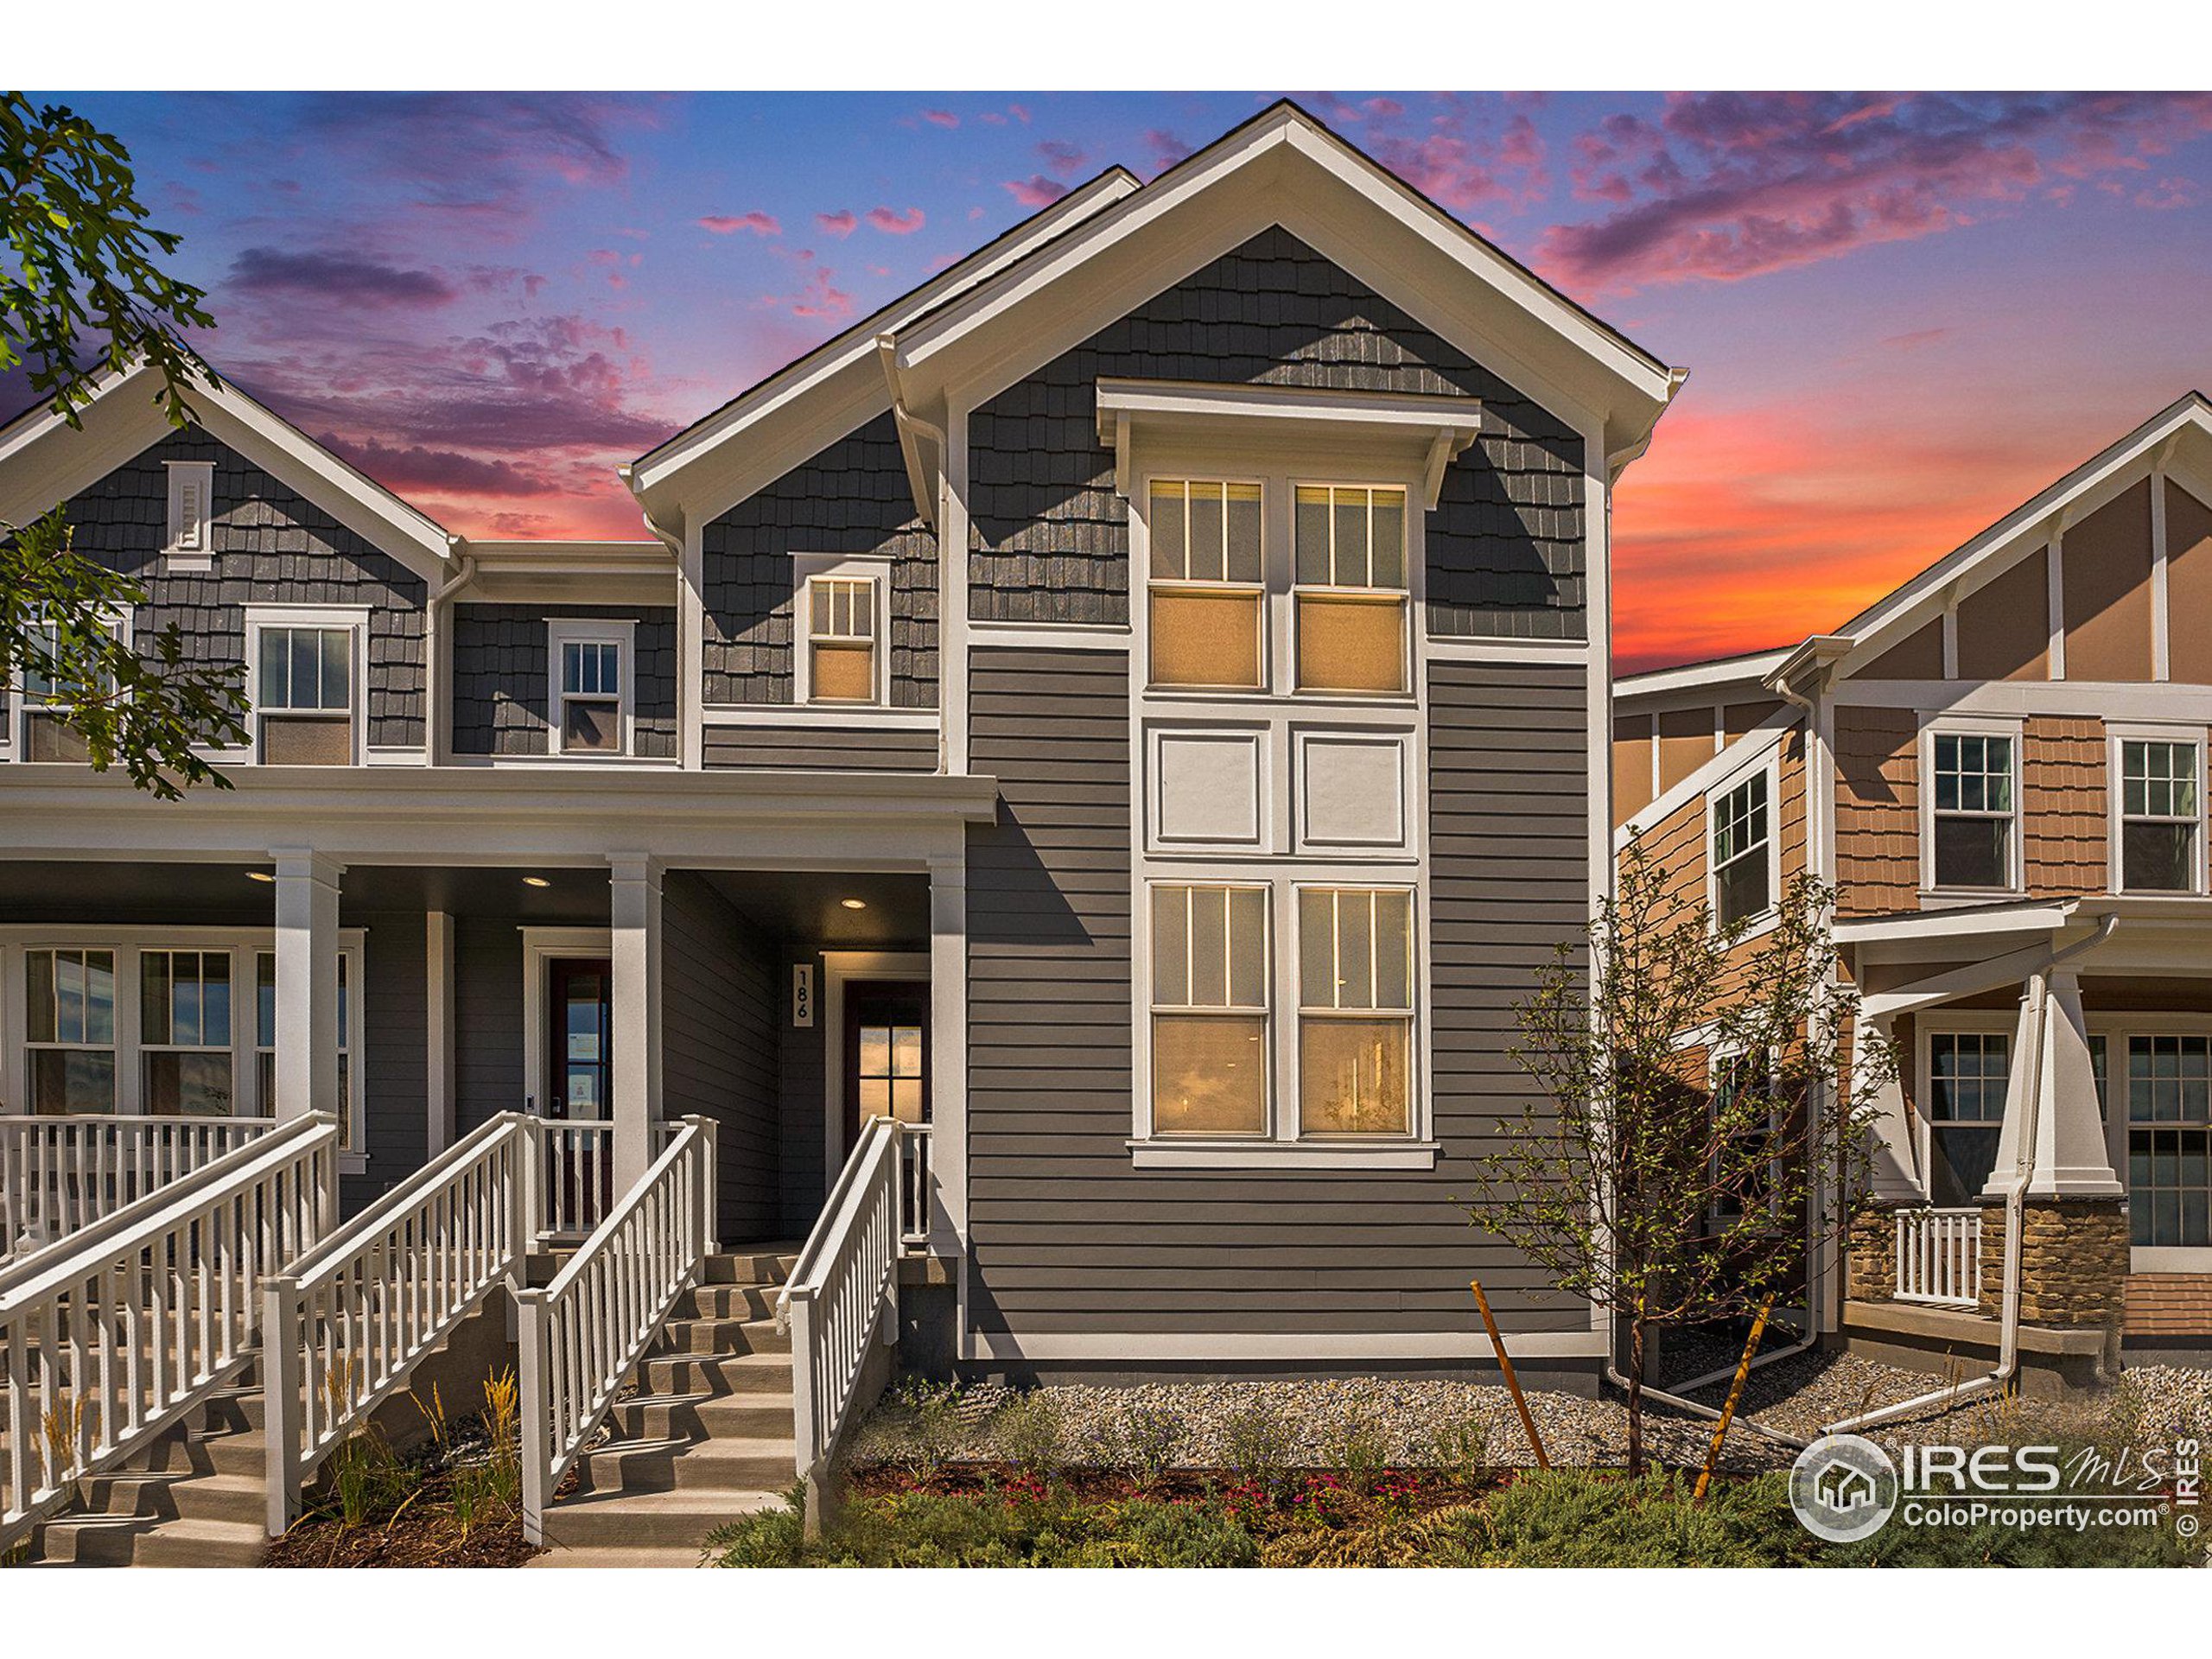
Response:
424,544,475,767
1821,912,2118,1435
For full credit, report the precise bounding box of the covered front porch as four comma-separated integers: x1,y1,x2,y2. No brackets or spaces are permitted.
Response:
1843,897,2212,1382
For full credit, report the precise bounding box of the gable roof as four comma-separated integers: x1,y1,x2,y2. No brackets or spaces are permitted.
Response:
1617,645,1796,705
0,362,456,581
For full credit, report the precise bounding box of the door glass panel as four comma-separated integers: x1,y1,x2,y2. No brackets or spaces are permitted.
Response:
856,1017,927,1125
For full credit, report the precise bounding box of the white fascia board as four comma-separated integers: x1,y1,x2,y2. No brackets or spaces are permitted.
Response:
1831,900,2078,946
1617,647,1795,706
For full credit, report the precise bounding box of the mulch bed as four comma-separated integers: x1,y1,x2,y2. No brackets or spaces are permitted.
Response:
850,1460,1511,1516
266,1474,540,1568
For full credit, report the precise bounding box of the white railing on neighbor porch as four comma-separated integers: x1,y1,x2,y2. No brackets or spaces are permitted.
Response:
779,1115,904,1530
899,1122,931,1252
262,1111,537,1535
1894,1207,1983,1308
2,1116,276,1261
0,1114,338,1551
535,1122,617,1238
514,1116,716,1545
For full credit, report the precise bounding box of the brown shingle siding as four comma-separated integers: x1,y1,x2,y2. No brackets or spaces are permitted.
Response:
1834,706,1920,914
2022,715,2107,896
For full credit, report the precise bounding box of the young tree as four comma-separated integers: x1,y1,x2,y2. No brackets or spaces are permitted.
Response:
1471,834,1897,1474
3,90,246,794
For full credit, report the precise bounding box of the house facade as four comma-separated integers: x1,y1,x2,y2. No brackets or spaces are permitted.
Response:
0,105,1681,1382
1617,394,2212,1386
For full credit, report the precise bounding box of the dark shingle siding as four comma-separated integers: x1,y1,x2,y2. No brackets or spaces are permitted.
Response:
967,226,1586,638
450,603,678,758
59,425,434,747
699,411,938,709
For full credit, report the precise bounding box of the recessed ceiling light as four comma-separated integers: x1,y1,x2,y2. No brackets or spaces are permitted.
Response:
523,876,551,888
246,871,274,884
840,897,868,911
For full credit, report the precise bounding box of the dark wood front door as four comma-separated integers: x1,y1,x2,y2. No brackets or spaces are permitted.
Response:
547,957,613,1121
843,981,929,1151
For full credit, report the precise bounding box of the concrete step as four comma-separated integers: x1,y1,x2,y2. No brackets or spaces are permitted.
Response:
653,1316,789,1357
537,1486,786,1551
124,1516,266,1568
636,1350,792,1395
29,1516,152,1567
613,1391,794,1442
524,1542,710,1569
699,1250,798,1287
679,1283,779,1320
575,1435,794,1497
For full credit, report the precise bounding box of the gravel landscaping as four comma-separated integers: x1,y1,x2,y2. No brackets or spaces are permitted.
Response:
844,1350,2212,1478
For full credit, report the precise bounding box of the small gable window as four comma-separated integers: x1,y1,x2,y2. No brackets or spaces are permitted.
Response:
252,617,358,766
807,575,880,704
549,621,632,755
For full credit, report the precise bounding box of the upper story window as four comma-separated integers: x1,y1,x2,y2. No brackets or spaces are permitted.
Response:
549,621,632,755
15,616,125,765
1710,770,1773,929
1929,729,2017,891
252,618,357,766
806,575,880,704
1294,485,1408,696
2118,736,2202,893
26,947,118,1113
1297,887,1414,1135
1147,479,1263,690
1148,882,1268,1135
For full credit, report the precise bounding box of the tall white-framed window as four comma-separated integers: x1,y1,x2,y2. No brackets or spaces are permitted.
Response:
1292,483,1410,696
791,555,889,707
546,619,633,756
1147,882,1269,1136
139,948,236,1116
1923,1026,2011,1206
2110,727,2205,895
24,947,118,1114
1708,760,1777,931
1295,885,1414,1135
1146,477,1266,691
1923,722,2022,893
165,461,216,570
1706,1047,1784,1227
247,607,365,766
2123,1033,2211,1254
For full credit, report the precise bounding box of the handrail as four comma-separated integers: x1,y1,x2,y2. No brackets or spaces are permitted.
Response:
1894,1205,1983,1308
514,1116,716,1545
1,1114,338,1550
262,1111,537,1535
776,1115,903,1533
3,1116,276,1261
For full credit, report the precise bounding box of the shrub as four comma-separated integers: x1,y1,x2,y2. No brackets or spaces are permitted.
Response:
1331,1421,1389,1493
1113,1401,1187,1488
990,1391,1068,1474
705,1487,1260,1568
1428,1416,1489,1489
888,1376,968,1477
1222,1400,1299,1494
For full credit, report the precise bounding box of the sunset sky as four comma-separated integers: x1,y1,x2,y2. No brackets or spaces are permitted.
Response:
19,90,2212,673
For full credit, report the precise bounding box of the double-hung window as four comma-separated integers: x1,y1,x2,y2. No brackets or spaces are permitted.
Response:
26,948,118,1114
251,949,354,1146
1707,1052,1783,1226
807,576,880,704
549,623,629,755
1930,731,2016,891
2118,737,2202,893
17,620,118,764
1294,485,1408,695
141,950,234,1116
256,623,355,765
1147,479,1264,690
2126,1035,2210,1249
1298,887,1414,1135
1711,770,1772,929
1149,884,1268,1135
1927,1031,2009,1205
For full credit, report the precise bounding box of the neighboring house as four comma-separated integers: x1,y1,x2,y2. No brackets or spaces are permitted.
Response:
1617,393,2212,1385
0,103,1682,1385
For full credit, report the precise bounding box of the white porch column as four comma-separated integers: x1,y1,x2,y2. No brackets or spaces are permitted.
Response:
928,850,968,1254
2027,970,2123,1198
271,849,343,1123
609,854,663,1192
1860,1014,1922,1201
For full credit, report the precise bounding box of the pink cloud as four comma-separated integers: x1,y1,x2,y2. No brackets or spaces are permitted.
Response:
815,210,858,238
1036,138,1085,171
1142,130,1192,175
1002,175,1069,208
921,109,959,129
697,211,779,236
864,205,925,234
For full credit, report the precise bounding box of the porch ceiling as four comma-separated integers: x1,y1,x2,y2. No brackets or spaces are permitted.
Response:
0,859,612,925
695,868,929,952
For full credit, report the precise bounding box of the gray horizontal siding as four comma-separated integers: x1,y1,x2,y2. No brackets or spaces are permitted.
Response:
450,604,677,758
60,425,432,747
348,909,428,1213
661,872,781,1242
963,647,1595,1343
966,226,1585,639
700,411,938,709
454,921,524,1130
702,726,938,772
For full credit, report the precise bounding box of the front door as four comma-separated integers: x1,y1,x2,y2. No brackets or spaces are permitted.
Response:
548,957,613,1121
844,981,929,1152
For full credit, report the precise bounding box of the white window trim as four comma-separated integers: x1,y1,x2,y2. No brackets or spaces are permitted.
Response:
546,618,637,759
1916,1014,2017,1204
7,607,132,766
1140,474,1270,696
245,604,369,767
2106,721,2208,897
1706,751,1783,940
0,925,367,1170
1145,723,1271,854
1287,478,1415,701
1919,715,2027,900
164,461,216,571
2084,1014,2212,1270
792,553,891,709
520,927,613,1121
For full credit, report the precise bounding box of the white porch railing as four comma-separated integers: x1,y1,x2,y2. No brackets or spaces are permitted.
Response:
778,1115,903,1530
899,1122,931,1252
0,1114,338,1550
2,1116,276,1261
262,1111,537,1535
514,1116,715,1545
1894,1206,1984,1308
536,1121,617,1239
